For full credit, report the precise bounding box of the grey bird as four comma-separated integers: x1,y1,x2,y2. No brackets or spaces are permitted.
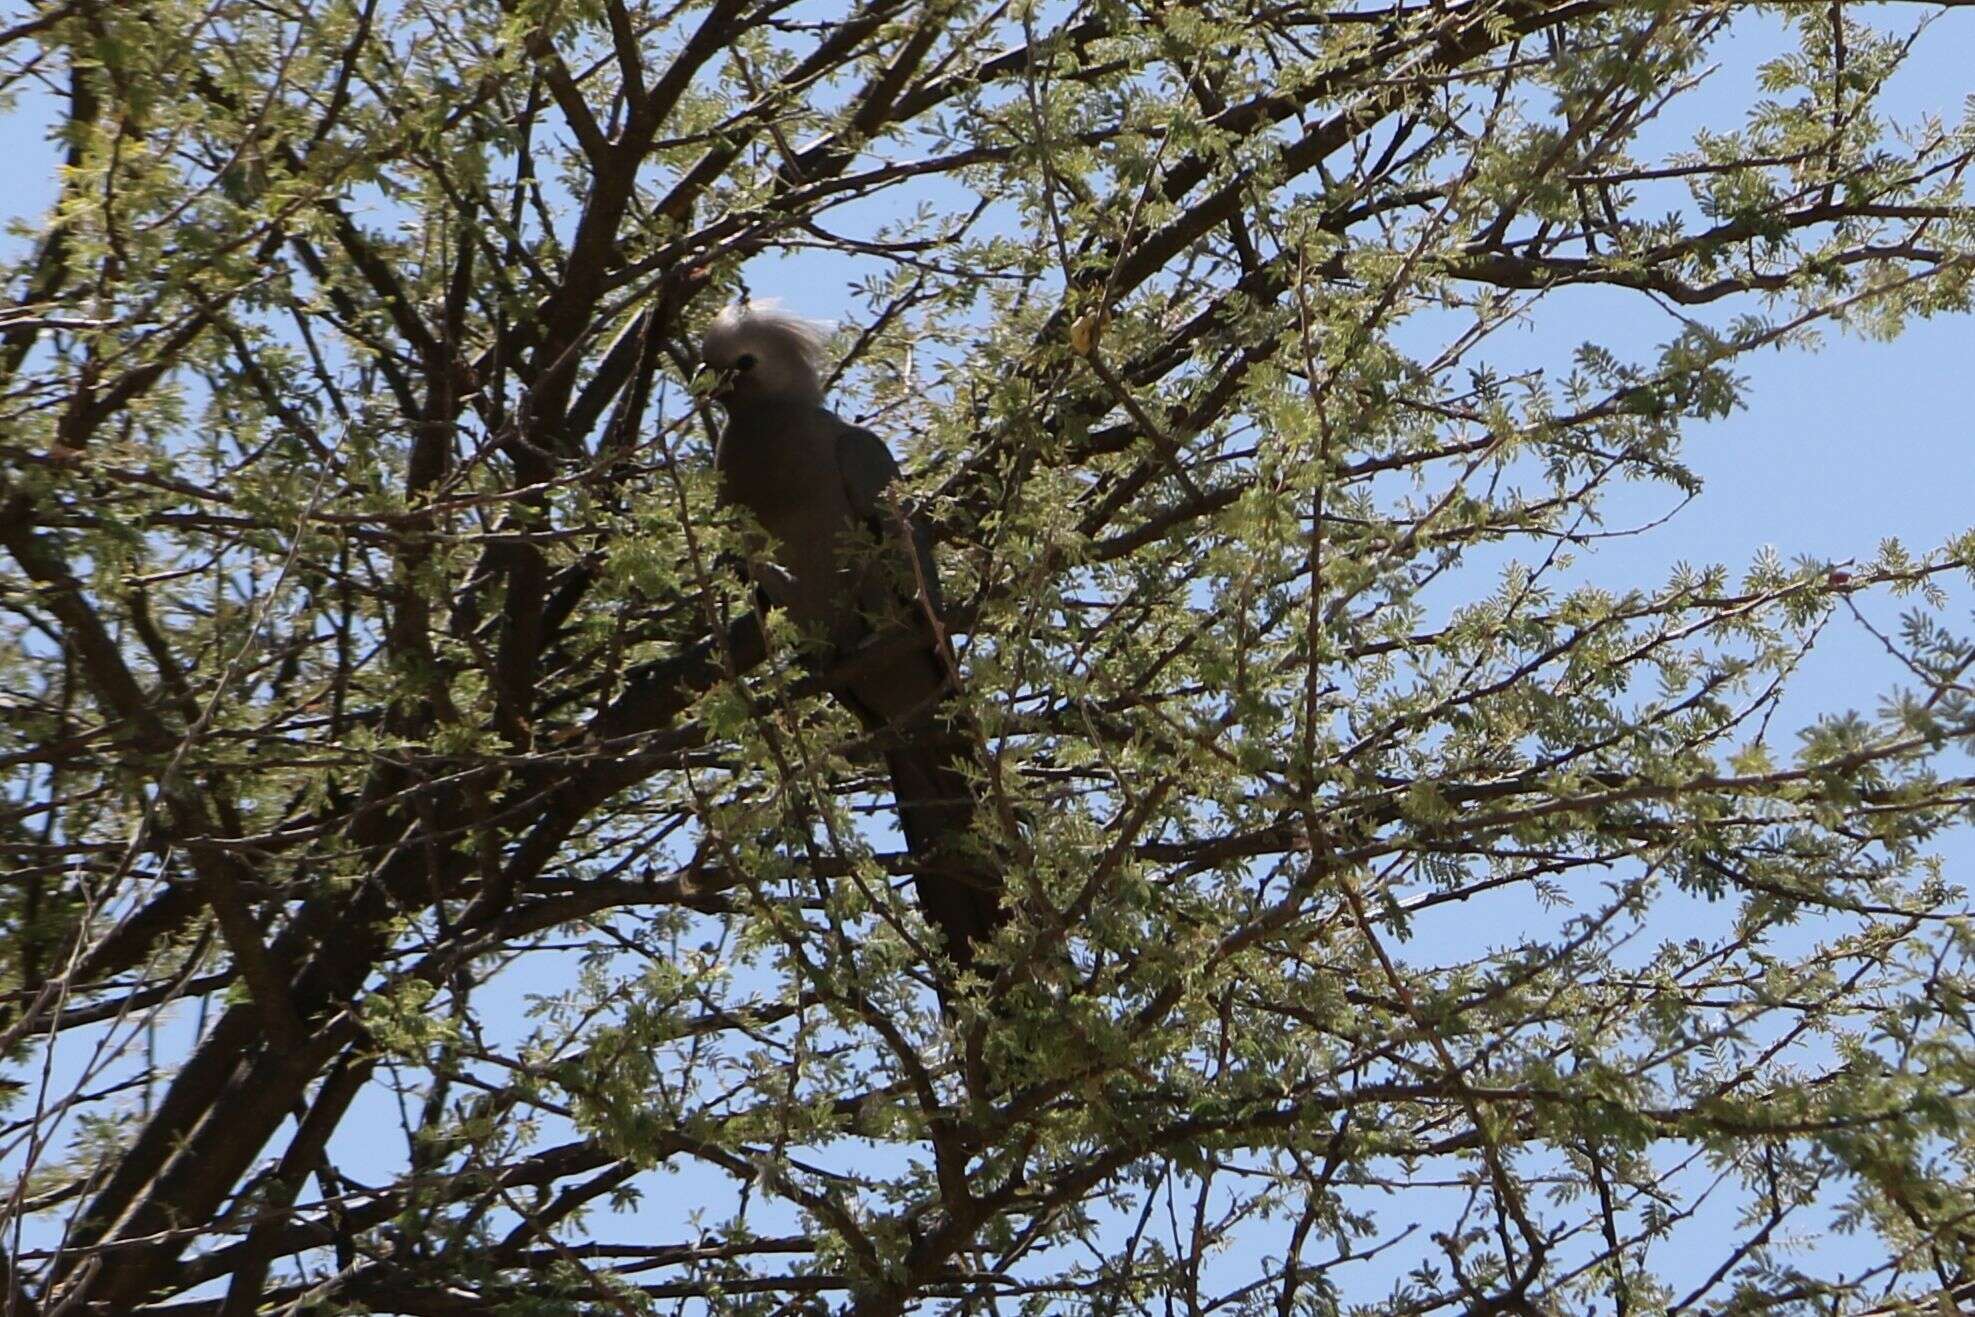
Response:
700,304,1003,972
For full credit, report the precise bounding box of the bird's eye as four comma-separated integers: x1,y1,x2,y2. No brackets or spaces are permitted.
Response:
735,353,757,371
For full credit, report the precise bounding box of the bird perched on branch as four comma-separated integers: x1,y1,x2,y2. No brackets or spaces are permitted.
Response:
699,303,1003,973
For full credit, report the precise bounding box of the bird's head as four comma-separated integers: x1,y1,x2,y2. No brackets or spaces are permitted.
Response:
698,303,831,407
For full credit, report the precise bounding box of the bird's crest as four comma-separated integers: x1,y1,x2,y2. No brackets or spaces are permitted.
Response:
702,302,834,386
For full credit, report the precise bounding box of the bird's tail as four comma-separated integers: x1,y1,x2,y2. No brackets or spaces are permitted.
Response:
882,733,1005,973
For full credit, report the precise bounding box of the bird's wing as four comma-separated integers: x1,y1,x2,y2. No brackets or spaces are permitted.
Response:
834,420,944,619
833,421,903,519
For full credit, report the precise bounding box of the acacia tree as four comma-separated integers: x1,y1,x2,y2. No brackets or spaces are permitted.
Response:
3,0,1975,1310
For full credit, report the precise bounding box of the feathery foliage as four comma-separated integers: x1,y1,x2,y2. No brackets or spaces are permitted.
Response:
3,0,1975,1311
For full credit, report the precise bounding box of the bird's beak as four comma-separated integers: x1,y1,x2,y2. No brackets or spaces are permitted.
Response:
693,364,733,401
